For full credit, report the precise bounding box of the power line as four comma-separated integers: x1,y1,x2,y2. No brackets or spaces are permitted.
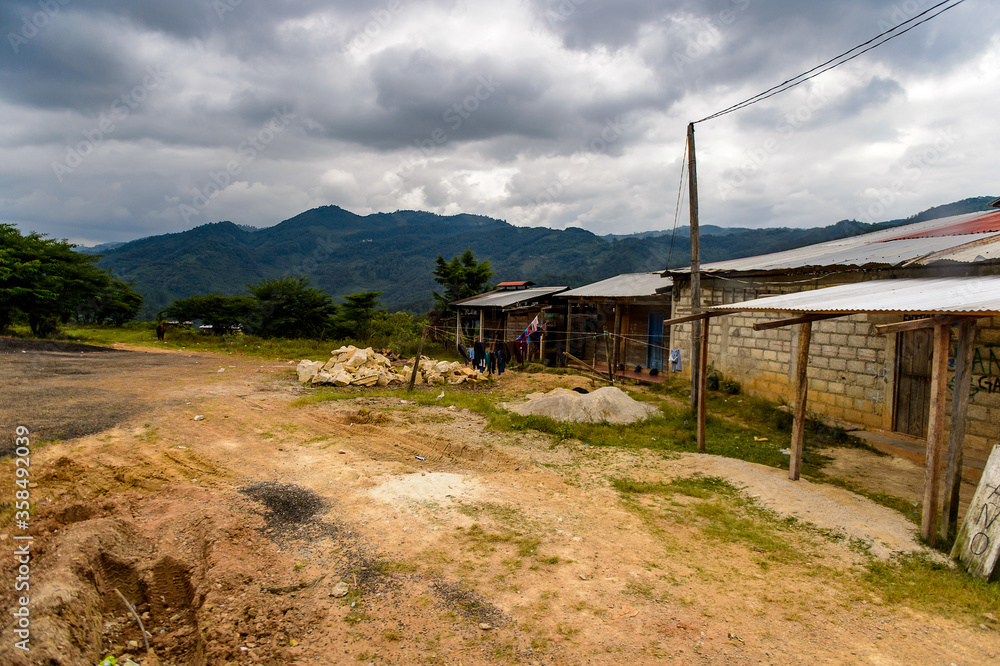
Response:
695,0,967,124
666,140,688,270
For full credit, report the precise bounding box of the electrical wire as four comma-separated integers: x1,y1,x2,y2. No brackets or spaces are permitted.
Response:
695,0,967,124
666,140,688,270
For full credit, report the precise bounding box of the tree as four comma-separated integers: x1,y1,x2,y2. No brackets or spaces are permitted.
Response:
334,291,383,341
431,249,493,314
160,294,260,333
247,276,338,339
75,277,144,326
0,224,134,335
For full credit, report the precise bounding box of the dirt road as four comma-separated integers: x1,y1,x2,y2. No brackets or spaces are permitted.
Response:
1,342,996,665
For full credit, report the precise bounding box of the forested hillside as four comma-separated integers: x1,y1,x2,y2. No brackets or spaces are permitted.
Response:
94,197,997,319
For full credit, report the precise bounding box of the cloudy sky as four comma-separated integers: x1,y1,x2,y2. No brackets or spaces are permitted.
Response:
1,0,997,245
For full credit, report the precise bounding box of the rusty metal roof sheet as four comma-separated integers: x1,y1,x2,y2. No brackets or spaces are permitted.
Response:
559,272,673,299
452,286,568,308
880,210,1000,240
670,210,1000,274
707,277,1000,315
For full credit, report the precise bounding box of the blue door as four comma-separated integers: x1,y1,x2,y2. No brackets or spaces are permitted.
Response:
647,311,664,371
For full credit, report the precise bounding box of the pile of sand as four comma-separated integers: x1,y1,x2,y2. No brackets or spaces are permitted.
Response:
509,386,660,424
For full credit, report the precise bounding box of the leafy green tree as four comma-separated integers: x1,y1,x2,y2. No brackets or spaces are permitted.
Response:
75,277,144,326
0,224,128,335
431,249,493,314
247,276,338,339
334,291,383,341
160,294,260,333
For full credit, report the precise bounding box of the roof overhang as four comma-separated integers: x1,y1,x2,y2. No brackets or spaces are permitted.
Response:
707,277,1000,316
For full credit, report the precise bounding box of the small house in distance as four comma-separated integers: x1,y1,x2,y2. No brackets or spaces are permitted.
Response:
451,282,568,362
558,272,673,372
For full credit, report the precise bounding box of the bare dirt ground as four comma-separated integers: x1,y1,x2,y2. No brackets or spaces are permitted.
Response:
1,341,997,665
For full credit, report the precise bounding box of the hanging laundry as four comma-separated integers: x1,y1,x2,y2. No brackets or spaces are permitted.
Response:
669,349,682,372
458,343,470,364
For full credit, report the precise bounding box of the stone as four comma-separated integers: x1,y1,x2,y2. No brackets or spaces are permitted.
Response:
296,360,324,383
331,581,350,598
351,373,379,387
343,349,370,370
310,371,334,385
435,361,453,374
332,372,352,387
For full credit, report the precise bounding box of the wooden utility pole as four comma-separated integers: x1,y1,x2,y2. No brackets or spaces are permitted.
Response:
687,122,702,412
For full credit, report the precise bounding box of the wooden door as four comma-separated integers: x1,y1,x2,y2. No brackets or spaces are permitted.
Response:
647,311,664,371
893,328,933,438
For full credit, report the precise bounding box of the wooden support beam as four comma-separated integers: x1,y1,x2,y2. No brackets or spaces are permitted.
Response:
921,323,951,546
565,302,573,366
613,305,622,373
942,319,977,540
661,311,734,327
603,329,615,385
789,321,812,481
752,312,851,332
697,315,710,452
408,326,427,392
479,310,485,343
455,311,462,352
875,314,979,335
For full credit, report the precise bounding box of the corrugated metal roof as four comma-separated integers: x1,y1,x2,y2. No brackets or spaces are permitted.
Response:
707,277,1000,315
879,210,1000,240
669,210,1000,274
559,272,673,298
452,286,568,308
497,281,534,287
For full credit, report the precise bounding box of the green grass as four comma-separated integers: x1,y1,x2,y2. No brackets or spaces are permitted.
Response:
862,553,1000,621
612,474,807,565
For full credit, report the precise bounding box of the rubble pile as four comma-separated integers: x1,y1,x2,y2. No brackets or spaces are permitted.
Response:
509,386,660,424
297,346,488,387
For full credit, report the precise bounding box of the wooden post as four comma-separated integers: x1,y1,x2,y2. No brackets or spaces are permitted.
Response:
408,326,427,392
455,310,462,352
687,122,702,412
479,310,485,343
603,329,615,385
943,320,976,540
789,321,812,481
921,323,951,545
613,305,622,373
697,316,709,451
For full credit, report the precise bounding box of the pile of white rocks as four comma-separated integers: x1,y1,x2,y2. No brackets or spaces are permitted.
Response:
297,345,487,387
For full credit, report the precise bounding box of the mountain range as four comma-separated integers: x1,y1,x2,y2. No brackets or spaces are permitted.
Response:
89,196,997,320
